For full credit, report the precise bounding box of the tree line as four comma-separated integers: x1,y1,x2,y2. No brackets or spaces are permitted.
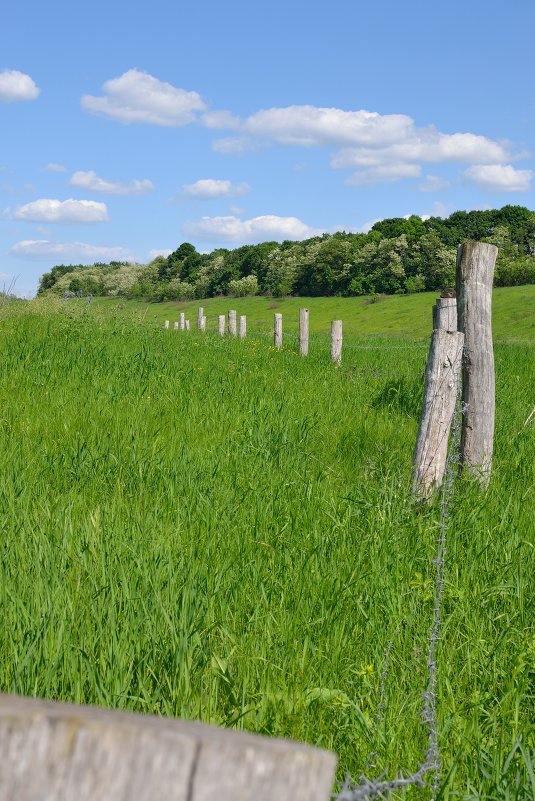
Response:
37,205,535,300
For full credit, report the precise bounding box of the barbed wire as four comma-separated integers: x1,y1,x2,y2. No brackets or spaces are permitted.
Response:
333,378,464,801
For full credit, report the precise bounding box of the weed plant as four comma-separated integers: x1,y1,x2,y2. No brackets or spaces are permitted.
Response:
0,298,533,799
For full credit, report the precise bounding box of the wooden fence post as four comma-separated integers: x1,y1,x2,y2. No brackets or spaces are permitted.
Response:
239,315,247,339
432,297,457,331
412,329,464,498
228,310,237,337
185,319,190,331
299,308,309,356
173,321,179,331
218,315,226,336
331,320,342,364
274,313,282,350
0,694,336,801
164,320,169,330
456,241,497,485
197,307,204,330
200,315,206,332
180,312,185,331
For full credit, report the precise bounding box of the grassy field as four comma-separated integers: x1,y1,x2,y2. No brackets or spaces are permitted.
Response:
91,284,535,342
1,291,534,798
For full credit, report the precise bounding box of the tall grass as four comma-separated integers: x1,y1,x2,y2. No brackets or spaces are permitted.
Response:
0,299,533,798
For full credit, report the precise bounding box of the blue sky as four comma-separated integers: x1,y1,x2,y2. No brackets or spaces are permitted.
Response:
2,0,534,295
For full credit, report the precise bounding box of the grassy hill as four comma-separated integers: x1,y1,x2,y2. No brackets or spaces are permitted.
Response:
91,284,535,343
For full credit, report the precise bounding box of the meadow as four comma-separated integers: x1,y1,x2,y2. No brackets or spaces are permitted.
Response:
0,289,534,799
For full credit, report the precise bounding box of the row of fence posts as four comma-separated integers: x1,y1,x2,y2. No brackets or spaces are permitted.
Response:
164,307,344,364
412,241,497,498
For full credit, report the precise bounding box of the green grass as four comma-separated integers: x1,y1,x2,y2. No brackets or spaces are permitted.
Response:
1,295,534,799
91,284,535,342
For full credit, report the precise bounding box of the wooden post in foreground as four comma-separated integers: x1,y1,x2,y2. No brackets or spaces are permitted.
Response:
180,312,185,331
432,297,457,331
456,241,497,485
331,320,342,364
228,310,237,337
412,329,464,498
299,308,309,356
0,694,336,801
164,320,169,329
239,315,247,339
185,319,190,331
197,307,204,329
173,321,179,331
218,315,226,336
274,313,282,350
200,315,206,332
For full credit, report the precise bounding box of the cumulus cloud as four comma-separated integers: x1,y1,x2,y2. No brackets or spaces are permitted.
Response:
81,69,206,126
70,170,154,195
347,163,421,186
41,162,68,173
182,214,321,243
0,70,40,102
463,164,533,192
181,179,250,199
419,175,451,192
6,198,109,223
331,130,510,169
9,240,132,262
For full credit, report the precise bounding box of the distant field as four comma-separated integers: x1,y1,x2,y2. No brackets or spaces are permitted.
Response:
1,294,533,798
91,284,535,342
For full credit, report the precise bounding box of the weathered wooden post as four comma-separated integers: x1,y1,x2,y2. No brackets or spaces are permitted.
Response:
185,319,190,331
173,321,179,331
456,241,497,485
0,694,336,801
239,315,247,339
330,321,342,364
180,312,185,331
228,310,237,337
218,315,226,336
432,296,457,331
164,320,169,330
299,308,309,356
197,307,204,330
274,313,282,350
412,328,464,498
200,315,206,332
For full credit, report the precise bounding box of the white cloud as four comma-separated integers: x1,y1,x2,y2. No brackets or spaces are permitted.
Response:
181,178,250,199
149,248,173,259
41,162,68,173
0,70,40,102
6,198,109,223
331,130,510,169
419,175,451,192
70,170,154,195
81,69,206,126
9,240,133,262
202,110,241,129
182,214,322,243
243,105,413,147
357,218,382,233
463,164,533,192
347,163,421,186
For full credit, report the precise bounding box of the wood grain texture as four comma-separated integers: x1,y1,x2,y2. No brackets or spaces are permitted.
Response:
412,329,464,498
274,313,282,350
228,310,237,337
0,695,336,801
456,241,497,485
197,308,204,329
239,315,246,339
330,320,342,364
218,315,225,336
432,297,457,332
